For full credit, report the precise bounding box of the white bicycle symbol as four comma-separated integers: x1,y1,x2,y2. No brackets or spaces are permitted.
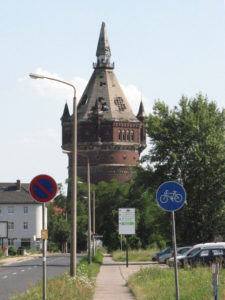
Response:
160,190,183,204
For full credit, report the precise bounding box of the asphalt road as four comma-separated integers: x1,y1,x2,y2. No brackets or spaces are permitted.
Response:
0,254,83,300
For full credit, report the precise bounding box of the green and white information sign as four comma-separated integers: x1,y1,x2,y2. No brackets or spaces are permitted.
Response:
119,208,135,235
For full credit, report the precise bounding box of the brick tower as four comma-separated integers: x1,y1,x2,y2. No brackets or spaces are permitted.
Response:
61,22,146,184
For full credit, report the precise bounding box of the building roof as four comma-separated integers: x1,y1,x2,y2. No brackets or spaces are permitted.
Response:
0,181,39,204
77,22,138,122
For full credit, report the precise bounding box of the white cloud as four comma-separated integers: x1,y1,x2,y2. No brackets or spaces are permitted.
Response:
121,84,152,115
19,67,88,104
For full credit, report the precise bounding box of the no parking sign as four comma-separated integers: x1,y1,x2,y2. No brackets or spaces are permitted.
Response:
29,174,57,203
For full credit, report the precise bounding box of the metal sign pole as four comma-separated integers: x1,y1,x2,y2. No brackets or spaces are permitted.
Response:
172,211,179,300
126,235,128,268
42,203,46,300
212,263,219,300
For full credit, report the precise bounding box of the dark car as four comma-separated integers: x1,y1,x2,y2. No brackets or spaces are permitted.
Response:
180,247,225,268
152,246,173,261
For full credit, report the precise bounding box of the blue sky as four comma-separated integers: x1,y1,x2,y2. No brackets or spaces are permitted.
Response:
0,0,224,192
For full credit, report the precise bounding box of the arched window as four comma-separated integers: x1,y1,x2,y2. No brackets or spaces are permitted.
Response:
126,130,130,141
131,130,134,141
118,130,121,141
122,130,126,141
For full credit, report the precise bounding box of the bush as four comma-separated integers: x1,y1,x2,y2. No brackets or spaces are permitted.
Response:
48,241,60,252
0,249,4,257
17,246,25,255
8,246,17,256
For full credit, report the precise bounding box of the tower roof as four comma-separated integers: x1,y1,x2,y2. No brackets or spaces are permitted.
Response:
77,23,138,122
61,102,70,121
96,22,111,58
136,100,146,121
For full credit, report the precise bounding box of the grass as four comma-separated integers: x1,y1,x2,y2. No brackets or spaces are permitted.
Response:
112,248,158,262
128,265,225,300
11,252,103,300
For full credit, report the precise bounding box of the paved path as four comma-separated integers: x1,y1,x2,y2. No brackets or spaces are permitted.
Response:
94,254,157,300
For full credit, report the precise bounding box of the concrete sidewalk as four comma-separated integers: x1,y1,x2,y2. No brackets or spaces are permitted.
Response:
93,254,156,300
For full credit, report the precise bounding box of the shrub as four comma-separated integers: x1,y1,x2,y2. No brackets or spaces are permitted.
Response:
48,241,59,252
8,246,17,256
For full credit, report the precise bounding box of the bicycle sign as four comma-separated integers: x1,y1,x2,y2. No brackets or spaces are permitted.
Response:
156,181,186,212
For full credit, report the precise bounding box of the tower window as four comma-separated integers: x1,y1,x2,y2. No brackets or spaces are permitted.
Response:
122,130,126,140
118,130,121,141
126,130,130,141
114,97,126,111
131,130,134,141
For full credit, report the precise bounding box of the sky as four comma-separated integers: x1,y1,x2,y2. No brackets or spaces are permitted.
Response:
0,0,224,193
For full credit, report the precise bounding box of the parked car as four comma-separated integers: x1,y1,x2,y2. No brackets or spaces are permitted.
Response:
180,247,225,268
152,246,173,262
158,246,192,264
169,242,225,267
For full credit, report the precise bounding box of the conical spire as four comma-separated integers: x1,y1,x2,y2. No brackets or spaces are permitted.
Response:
61,102,70,121
136,100,146,122
96,22,111,58
95,22,113,69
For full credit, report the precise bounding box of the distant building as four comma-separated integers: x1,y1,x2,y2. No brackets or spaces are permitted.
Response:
61,22,147,184
0,180,45,250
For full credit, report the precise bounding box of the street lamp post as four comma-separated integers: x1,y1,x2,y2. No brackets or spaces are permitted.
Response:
29,73,77,277
78,153,92,264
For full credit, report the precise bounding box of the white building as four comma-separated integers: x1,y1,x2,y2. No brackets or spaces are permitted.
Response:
0,180,46,250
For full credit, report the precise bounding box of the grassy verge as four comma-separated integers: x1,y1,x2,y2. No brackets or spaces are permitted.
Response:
11,252,103,300
128,266,225,299
112,249,158,262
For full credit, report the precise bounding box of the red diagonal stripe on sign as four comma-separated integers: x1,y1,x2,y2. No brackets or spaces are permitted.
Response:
34,179,52,198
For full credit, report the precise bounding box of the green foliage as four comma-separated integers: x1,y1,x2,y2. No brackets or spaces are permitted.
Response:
8,246,17,256
95,179,131,251
48,241,60,252
128,266,225,299
138,94,225,244
48,179,90,252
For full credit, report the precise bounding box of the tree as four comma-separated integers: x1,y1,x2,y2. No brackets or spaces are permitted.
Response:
48,180,90,252
139,94,225,244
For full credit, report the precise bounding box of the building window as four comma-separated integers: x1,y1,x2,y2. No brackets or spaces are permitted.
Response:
118,130,121,141
24,207,28,214
122,130,126,140
8,222,14,230
123,155,127,160
0,207,2,215
8,239,14,246
8,206,14,214
24,222,28,230
131,130,134,141
126,130,130,141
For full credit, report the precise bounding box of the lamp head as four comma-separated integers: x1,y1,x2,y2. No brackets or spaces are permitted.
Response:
29,73,45,79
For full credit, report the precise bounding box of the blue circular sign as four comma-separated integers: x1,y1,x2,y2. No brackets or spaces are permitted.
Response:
30,174,57,203
156,181,186,212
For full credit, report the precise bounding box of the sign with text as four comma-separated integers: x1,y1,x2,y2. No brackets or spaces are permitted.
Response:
119,208,135,235
41,229,48,240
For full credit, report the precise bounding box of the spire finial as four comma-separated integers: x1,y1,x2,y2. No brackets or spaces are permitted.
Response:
94,22,114,69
